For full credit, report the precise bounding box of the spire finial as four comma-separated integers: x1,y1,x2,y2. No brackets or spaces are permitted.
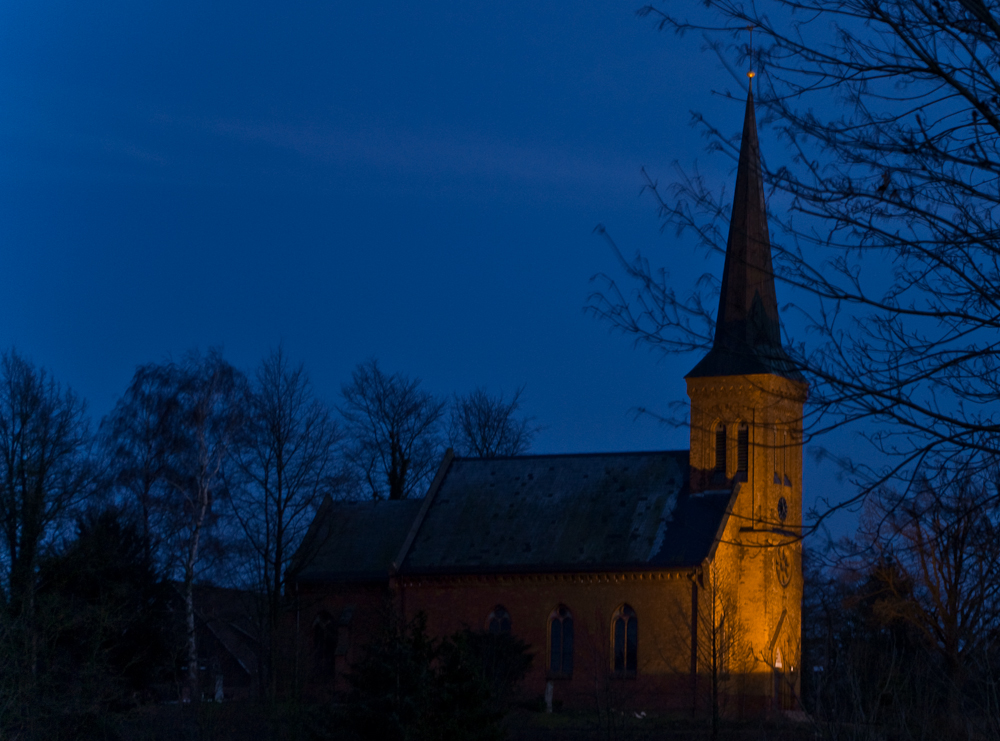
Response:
746,24,756,93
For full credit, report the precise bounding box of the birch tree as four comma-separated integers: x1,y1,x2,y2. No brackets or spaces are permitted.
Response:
109,350,243,701
167,351,243,701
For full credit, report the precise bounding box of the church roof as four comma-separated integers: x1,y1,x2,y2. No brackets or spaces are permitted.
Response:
293,451,732,581
687,88,799,380
404,450,729,574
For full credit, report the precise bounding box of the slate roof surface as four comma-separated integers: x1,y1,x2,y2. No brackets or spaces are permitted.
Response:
400,450,729,574
294,498,424,583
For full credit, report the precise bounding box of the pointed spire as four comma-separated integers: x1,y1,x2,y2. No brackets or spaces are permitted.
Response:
687,89,795,379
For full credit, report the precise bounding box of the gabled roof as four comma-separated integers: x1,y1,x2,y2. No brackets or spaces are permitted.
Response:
292,451,733,582
399,450,729,574
687,88,799,380
293,498,424,583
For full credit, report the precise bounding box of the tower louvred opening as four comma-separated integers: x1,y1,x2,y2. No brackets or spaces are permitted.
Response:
714,424,727,481
737,423,749,481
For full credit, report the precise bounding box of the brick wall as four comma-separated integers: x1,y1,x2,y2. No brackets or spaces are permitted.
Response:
398,570,697,711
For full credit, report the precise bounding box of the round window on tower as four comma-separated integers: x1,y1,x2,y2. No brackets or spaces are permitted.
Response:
777,497,788,522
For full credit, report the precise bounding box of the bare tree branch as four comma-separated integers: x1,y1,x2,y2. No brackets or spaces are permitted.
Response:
449,386,539,458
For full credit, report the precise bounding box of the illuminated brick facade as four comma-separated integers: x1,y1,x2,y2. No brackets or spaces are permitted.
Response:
688,373,806,713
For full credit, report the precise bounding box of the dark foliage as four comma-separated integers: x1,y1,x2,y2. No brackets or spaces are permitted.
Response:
335,612,532,741
37,506,172,703
0,506,178,741
802,552,935,731
802,466,1000,738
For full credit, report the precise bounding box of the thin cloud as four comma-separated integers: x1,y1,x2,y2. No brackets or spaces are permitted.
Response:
101,137,167,165
164,113,648,192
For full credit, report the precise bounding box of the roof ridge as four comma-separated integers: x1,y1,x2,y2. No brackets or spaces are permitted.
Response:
391,448,455,574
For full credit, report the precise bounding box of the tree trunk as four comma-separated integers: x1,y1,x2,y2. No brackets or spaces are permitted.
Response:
184,574,197,701
183,484,208,702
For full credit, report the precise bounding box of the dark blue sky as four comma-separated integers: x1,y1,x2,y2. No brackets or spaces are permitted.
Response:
0,0,853,532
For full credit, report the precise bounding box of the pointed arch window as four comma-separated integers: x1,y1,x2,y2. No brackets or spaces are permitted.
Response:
487,605,511,634
549,606,574,678
736,422,749,481
713,423,727,482
612,605,637,677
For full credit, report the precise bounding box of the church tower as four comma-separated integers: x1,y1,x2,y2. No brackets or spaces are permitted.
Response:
686,87,806,711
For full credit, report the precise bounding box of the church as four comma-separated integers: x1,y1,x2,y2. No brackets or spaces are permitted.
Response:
292,88,806,717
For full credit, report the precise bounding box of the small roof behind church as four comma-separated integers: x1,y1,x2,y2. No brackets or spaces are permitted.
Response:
400,450,729,574
294,498,423,583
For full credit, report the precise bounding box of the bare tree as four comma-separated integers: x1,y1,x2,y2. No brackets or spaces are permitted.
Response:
650,566,737,735
449,386,538,458
791,462,1000,735
801,534,991,737
702,567,736,737
339,359,445,501
0,349,92,684
853,465,1000,699
168,351,244,702
229,347,343,698
589,0,1000,515
110,350,243,702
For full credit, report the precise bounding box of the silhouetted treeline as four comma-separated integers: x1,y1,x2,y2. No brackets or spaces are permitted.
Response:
0,346,538,738
15,342,1000,740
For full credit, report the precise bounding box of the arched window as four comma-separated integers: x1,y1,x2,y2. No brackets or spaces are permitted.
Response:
713,423,726,482
487,605,511,634
736,422,749,481
612,605,637,677
312,611,336,680
549,606,574,677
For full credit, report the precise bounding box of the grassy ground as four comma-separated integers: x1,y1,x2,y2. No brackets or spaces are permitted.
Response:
505,707,816,741
102,703,817,741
